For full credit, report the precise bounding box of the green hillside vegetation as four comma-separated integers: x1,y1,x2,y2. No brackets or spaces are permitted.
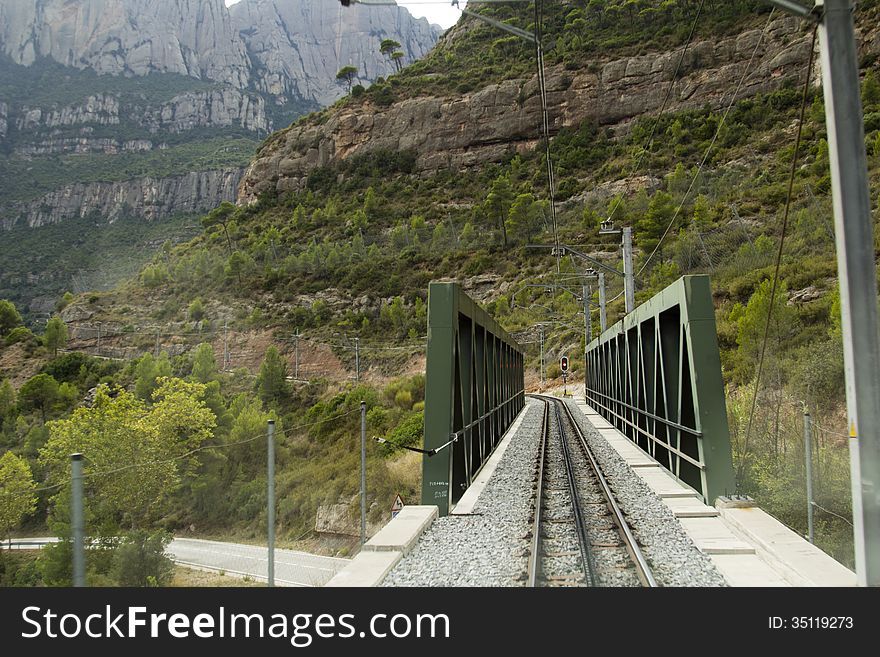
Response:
0,137,258,205
2,1,880,582
0,213,200,321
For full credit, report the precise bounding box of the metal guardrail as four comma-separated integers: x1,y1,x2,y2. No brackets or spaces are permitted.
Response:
585,275,735,504
422,282,525,515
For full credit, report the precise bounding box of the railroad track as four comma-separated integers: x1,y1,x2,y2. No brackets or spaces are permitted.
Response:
527,395,657,588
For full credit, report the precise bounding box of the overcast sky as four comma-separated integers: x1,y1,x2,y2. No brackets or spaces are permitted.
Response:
223,1,464,29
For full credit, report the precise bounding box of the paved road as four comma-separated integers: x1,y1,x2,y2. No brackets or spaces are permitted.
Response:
169,538,349,587
3,537,349,587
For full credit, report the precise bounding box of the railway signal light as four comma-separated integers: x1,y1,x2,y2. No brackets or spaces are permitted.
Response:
560,356,569,373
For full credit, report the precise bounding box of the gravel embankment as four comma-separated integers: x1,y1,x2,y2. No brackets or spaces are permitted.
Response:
382,400,544,587
382,397,727,587
563,399,727,587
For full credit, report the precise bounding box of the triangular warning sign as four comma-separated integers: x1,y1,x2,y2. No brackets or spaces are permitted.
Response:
391,494,405,514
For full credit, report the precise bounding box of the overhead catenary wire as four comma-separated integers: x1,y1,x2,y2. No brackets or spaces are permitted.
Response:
636,8,781,277
741,24,819,471
604,0,707,227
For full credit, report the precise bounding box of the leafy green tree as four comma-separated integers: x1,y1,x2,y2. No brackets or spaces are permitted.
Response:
636,191,675,252
485,174,513,247
691,194,712,229
0,451,37,542
40,380,216,529
350,209,368,234
256,346,289,406
0,379,15,427
134,353,172,401
506,193,545,243
732,279,799,381
0,300,23,336
379,39,403,71
191,343,218,384
201,201,236,256
363,186,380,221
188,297,205,322
225,251,247,284
336,65,358,94
391,51,405,72
18,374,60,423
44,317,68,357
862,69,880,108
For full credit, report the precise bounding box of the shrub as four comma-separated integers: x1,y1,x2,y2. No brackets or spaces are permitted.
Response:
4,326,35,347
112,531,174,587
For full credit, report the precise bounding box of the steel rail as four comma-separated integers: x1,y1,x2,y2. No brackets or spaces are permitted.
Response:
559,400,658,588
554,400,598,587
526,401,550,588
529,394,596,587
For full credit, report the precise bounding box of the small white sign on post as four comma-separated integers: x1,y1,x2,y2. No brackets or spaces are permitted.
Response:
391,494,405,519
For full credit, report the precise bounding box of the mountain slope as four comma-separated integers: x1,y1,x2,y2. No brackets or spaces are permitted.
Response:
2,0,878,564
0,0,441,318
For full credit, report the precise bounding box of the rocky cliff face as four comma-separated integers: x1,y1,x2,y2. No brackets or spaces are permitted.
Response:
238,16,879,203
229,0,443,108
0,0,443,110
0,0,251,87
8,89,268,155
2,168,243,229
0,0,443,234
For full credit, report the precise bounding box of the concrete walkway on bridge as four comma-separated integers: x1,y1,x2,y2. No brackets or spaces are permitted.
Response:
327,396,856,587
571,397,856,587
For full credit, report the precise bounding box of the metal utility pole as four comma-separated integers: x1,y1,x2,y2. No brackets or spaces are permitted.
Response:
598,272,608,333
96,322,101,357
71,453,85,587
817,0,880,586
804,410,815,544
155,328,161,358
623,226,635,314
354,337,360,383
267,420,275,587
223,320,229,370
360,401,367,546
582,284,591,346
539,325,545,389
294,328,300,380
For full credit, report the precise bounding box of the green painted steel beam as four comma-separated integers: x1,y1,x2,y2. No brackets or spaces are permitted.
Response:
585,275,735,504
422,281,525,515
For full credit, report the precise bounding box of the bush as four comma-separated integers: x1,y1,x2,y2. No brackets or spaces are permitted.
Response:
382,412,423,455
5,326,35,347
112,530,174,587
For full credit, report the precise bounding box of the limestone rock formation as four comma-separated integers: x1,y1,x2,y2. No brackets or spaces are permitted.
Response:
2,168,243,229
241,16,847,202
0,0,251,87
229,0,443,107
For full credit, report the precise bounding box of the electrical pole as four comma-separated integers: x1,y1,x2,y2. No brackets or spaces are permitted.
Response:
223,320,229,370
96,322,101,357
539,325,545,389
267,420,275,587
598,272,607,332
582,284,591,346
155,328,160,358
360,400,367,546
804,410,815,544
815,0,880,586
354,337,360,383
294,328,299,380
623,226,635,314
71,453,85,587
